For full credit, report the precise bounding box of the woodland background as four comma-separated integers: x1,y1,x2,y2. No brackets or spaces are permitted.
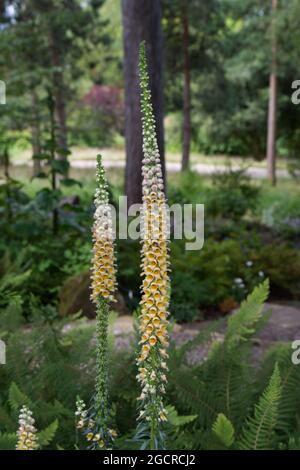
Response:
0,0,300,451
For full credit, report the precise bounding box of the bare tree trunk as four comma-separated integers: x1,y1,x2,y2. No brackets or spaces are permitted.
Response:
122,0,165,206
48,31,68,161
30,89,42,176
181,2,191,171
266,0,278,186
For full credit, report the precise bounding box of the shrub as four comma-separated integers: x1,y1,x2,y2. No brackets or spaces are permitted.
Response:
207,169,260,221
170,272,203,322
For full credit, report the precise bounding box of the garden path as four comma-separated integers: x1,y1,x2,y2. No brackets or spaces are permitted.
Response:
13,159,290,179
63,303,300,365
63,160,290,179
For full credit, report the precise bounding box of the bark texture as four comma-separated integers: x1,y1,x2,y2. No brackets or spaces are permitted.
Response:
30,89,42,175
122,0,165,205
48,30,68,160
181,4,191,171
266,0,278,186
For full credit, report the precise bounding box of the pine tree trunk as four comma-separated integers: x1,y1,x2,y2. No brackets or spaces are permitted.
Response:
266,0,277,186
122,0,165,206
30,89,42,176
48,31,68,161
181,5,191,172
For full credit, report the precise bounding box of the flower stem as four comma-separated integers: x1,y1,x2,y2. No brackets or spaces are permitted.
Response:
96,297,109,425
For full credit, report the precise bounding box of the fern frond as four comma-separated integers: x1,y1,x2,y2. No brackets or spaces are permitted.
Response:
202,343,254,428
239,363,281,450
226,279,269,348
212,413,235,448
8,382,30,412
259,343,300,435
288,437,300,450
38,419,59,447
166,405,197,427
168,365,218,429
0,431,17,450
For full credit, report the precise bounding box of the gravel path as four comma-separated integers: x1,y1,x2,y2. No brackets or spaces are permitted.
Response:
62,303,300,365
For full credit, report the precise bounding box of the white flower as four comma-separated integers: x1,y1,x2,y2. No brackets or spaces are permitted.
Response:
16,406,38,451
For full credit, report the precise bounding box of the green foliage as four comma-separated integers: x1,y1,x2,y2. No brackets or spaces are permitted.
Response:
0,0,299,453
166,405,197,427
167,280,299,450
0,252,31,308
212,413,235,448
170,272,203,322
8,382,30,412
0,281,299,450
38,420,59,448
0,0,299,159
207,169,260,221
0,305,137,449
168,170,206,205
239,364,281,450
250,243,300,299
1,164,300,323
0,432,17,450
0,382,58,450
226,279,269,348
261,189,300,240
258,343,300,438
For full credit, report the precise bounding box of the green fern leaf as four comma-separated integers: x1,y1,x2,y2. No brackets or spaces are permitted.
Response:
0,431,17,450
226,279,269,347
259,343,300,436
8,382,30,412
239,363,281,450
38,419,59,448
166,405,197,427
212,413,235,448
288,437,300,450
168,366,218,428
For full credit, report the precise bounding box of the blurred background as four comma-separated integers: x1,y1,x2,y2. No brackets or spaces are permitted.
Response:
0,0,300,323
1,0,300,451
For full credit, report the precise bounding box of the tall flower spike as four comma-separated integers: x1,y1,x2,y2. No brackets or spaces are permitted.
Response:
91,154,117,302
77,155,117,449
136,42,170,450
16,406,38,450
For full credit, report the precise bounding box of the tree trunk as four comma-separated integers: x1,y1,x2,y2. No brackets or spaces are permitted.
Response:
48,30,68,160
266,0,278,186
30,89,42,176
181,3,191,171
122,0,165,206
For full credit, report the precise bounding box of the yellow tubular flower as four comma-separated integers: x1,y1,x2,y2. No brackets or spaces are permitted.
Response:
16,406,39,451
80,155,117,450
91,155,117,303
135,42,170,449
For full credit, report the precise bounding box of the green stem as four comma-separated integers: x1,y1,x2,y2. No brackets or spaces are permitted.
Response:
96,297,109,425
150,416,156,450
